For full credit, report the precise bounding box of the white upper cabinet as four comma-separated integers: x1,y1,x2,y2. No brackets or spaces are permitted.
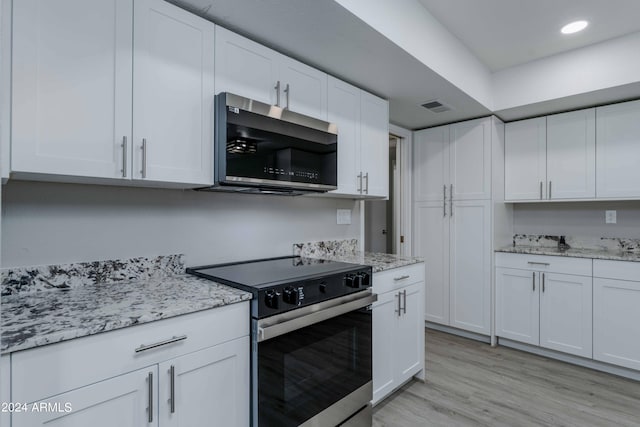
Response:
11,0,214,187
449,118,491,200
504,117,547,201
360,91,389,198
413,126,449,202
327,77,389,198
214,26,279,106
11,0,133,179
328,77,361,196
214,27,328,121
133,0,214,186
546,108,595,199
596,100,640,199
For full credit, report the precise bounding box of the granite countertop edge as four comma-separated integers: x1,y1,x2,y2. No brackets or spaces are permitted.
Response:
313,251,424,273
1,275,252,355
495,246,640,262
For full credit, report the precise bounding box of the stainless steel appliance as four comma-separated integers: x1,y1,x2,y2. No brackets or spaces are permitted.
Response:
187,256,376,426
200,93,338,195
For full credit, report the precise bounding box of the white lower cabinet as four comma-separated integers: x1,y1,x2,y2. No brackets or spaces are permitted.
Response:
9,304,250,427
593,260,640,371
372,264,425,405
496,254,592,358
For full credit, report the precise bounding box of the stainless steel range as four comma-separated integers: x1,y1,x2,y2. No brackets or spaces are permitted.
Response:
187,256,376,427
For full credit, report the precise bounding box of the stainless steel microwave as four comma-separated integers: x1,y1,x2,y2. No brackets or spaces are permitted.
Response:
200,92,338,195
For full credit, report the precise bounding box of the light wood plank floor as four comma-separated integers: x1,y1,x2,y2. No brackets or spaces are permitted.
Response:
373,330,640,427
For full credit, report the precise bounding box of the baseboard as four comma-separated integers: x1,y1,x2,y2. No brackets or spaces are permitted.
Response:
425,322,491,344
499,338,640,381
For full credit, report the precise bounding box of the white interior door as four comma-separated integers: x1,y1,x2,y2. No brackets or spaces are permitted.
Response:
133,0,214,185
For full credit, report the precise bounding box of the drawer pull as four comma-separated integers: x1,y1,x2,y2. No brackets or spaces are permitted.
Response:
135,335,187,353
527,261,550,266
394,275,410,281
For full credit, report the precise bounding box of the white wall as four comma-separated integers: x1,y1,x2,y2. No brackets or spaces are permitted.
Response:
1,181,360,268
513,201,640,239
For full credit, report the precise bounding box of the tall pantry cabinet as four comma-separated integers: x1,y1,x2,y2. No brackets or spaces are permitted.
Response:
413,117,512,337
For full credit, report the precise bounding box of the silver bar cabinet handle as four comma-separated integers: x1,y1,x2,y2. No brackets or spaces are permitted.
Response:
394,275,410,281
527,261,550,266
402,290,407,314
549,181,552,199
147,372,153,423
532,272,535,291
542,273,546,293
364,172,369,194
396,292,401,317
539,181,543,200
284,83,290,110
141,138,147,179
274,81,281,106
135,335,187,353
170,365,176,414
357,172,363,193
443,185,447,217
449,184,453,216
121,136,127,178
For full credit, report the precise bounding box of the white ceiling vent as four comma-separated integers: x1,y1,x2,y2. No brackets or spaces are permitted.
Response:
421,100,453,113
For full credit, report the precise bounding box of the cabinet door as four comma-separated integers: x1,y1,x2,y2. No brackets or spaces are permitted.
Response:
414,202,449,325
12,367,156,427
372,290,399,404
158,337,249,427
214,26,279,105
395,283,424,385
328,77,361,196
596,100,640,198
360,92,389,198
539,273,592,358
547,109,596,199
279,56,328,120
593,278,640,370
413,126,449,202
496,267,539,345
449,118,491,200
12,0,132,179
132,0,214,186
504,117,546,201
449,200,491,335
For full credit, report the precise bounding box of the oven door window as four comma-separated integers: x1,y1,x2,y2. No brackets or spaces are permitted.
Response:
257,307,371,427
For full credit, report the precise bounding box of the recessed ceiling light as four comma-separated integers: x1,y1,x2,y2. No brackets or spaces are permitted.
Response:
561,20,589,34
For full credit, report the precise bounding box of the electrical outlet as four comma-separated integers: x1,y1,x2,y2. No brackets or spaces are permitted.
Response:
337,209,352,225
605,210,617,224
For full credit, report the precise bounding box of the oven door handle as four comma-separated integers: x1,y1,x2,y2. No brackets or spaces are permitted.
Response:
256,291,378,342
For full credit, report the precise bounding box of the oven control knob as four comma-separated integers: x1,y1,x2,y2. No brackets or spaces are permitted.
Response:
319,281,327,293
358,272,371,288
264,290,279,309
283,286,298,305
345,274,358,288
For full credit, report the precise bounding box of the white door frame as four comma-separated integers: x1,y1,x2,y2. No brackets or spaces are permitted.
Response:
389,123,413,257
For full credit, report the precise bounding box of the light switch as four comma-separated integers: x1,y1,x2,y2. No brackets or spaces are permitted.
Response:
337,209,352,225
605,210,617,224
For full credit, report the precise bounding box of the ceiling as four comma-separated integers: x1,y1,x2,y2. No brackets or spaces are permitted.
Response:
169,0,640,130
418,0,640,71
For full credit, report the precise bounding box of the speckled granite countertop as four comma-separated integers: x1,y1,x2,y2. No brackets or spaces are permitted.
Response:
496,246,640,262
1,256,251,354
496,234,640,263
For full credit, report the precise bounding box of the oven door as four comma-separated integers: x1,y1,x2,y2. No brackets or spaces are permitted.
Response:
253,290,376,427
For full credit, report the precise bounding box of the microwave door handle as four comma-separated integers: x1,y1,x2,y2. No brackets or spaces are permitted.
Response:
256,291,377,342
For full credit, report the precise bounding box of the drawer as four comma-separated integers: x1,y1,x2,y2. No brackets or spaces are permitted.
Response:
495,253,592,276
594,259,640,281
12,301,249,403
373,263,425,295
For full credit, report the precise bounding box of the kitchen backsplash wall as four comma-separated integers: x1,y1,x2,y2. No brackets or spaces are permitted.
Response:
513,201,640,239
1,181,360,268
